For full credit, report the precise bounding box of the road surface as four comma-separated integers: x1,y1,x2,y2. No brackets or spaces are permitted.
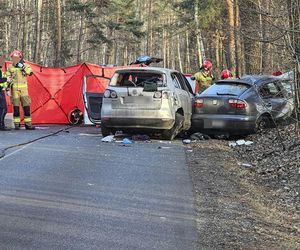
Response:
0,126,199,250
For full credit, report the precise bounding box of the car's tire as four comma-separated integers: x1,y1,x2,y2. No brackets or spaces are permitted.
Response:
255,115,273,133
162,112,184,140
101,123,111,137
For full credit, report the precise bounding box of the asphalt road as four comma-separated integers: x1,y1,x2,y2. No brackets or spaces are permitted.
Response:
0,126,199,250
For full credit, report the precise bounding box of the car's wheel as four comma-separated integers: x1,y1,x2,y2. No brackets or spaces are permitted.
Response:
101,123,111,137
255,115,273,133
162,112,184,140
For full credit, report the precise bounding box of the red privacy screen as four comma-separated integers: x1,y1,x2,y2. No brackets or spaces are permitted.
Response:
3,61,127,124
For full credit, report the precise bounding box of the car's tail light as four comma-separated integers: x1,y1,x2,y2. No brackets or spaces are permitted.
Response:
229,99,247,109
104,89,118,98
194,99,204,108
153,91,162,99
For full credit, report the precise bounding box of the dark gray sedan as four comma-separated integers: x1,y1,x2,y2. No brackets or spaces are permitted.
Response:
191,75,294,136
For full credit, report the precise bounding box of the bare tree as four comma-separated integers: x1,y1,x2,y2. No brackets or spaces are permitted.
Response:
55,0,62,66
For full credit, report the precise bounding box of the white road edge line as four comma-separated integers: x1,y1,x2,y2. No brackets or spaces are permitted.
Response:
0,144,31,161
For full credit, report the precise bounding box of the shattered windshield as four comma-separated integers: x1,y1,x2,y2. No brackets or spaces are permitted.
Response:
110,72,166,87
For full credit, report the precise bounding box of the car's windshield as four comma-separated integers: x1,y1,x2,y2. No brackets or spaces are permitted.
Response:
202,82,250,96
110,72,166,87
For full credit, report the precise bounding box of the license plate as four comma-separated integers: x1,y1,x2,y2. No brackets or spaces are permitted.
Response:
124,96,151,104
212,120,225,128
204,119,224,128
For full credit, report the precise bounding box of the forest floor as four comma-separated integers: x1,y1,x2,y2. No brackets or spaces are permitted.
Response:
186,125,299,249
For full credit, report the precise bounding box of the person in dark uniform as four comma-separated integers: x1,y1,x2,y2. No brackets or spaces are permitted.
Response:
0,56,11,131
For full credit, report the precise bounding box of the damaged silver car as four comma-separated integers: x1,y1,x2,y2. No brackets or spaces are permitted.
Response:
100,67,193,140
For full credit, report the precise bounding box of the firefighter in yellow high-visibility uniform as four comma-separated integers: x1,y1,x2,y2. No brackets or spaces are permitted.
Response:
6,50,35,130
192,59,214,93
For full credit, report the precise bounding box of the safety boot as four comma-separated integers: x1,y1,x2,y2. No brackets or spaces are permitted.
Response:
25,124,35,130
0,126,11,131
14,123,20,130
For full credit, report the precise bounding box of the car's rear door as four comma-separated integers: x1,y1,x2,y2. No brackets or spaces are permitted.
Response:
83,75,110,124
171,73,192,122
259,81,288,119
277,80,295,116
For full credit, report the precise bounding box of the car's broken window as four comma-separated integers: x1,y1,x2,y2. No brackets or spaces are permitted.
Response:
110,72,166,87
280,80,294,96
203,83,249,96
259,82,283,98
171,74,182,89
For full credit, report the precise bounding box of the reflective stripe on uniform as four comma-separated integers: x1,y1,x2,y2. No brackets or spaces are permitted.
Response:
24,117,32,123
12,84,28,88
13,117,21,123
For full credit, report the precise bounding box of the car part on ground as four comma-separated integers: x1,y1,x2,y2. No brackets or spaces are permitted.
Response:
68,108,83,125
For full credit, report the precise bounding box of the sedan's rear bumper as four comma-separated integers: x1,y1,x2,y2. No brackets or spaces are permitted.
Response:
191,114,257,135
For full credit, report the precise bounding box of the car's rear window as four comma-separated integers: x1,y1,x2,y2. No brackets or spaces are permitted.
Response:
202,82,250,96
110,72,166,87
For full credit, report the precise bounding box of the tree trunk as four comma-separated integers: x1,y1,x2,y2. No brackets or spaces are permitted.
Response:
55,0,62,67
163,19,167,68
33,0,43,63
177,33,183,72
215,30,220,70
76,14,84,64
194,0,205,67
234,0,243,77
258,0,266,73
226,0,236,74
287,0,300,133
146,1,152,55
185,30,190,73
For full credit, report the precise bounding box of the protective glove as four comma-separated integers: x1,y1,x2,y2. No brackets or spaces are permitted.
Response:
6,89,11,97
6,76,12,83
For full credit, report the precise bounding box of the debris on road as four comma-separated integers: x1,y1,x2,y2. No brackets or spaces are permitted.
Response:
190,132,210,141
182,139,192,144
237,162,253,168
122,138,133,144
234,124,299,209
186,138,299,249
101,135,115,142
229,139,253,147
158,146,171,149
131,134,151,141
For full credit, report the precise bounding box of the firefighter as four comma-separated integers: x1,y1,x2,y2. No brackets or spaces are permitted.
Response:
192,59,214,93
221,69,233,80
0,58,11,131
6,50,35,130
